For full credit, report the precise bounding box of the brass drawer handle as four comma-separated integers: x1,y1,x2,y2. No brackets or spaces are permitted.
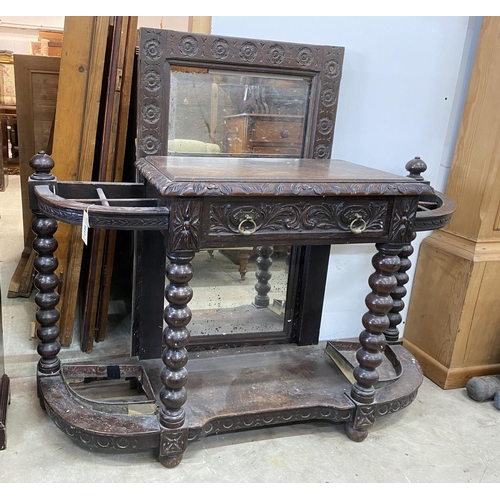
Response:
349,214,367,234
238,215,257,235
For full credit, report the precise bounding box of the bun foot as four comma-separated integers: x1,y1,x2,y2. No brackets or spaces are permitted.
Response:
159,453,183,468
345,422,368,442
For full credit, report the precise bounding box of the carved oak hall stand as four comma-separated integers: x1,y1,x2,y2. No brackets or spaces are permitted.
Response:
29,152,455,467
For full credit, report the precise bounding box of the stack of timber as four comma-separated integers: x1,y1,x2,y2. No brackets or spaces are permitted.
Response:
10,16,138,351
14,16,211,352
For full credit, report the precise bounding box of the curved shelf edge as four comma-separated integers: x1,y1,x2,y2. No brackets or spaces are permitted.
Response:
415,190,456,232
34,185,170,230
37,343,423,455
38,374,160,454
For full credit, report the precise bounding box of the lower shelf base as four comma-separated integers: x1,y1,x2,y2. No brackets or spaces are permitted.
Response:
38,343,423,466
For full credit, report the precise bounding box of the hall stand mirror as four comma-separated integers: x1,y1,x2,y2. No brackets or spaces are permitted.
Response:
133,29,344,357
27,28,455,468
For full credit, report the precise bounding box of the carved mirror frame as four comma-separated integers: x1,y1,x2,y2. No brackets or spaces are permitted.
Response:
136,29,344,160
132,29,345,356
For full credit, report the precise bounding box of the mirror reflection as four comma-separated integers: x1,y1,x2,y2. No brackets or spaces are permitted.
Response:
166,67,311,340
188,249,290,338
168,67,311,157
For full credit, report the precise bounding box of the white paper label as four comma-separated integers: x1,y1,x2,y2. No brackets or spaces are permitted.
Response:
82,209,89,245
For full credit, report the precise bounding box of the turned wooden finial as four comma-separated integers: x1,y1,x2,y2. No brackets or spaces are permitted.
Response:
29,151,55,180
405,156,430,184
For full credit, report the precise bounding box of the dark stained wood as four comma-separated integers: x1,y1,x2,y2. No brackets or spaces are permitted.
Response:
28,149,455,467
291,245,332,346
0,286,10,450
136,29,344,160
139,155,433,190
36,342,423,455
134,29,345,356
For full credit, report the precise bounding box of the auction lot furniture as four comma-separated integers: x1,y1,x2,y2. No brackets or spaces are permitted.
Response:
28,151,454,467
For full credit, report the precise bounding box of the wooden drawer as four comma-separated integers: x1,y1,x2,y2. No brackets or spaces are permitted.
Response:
252,117,303,145
203,197,391,247
223,113,304,154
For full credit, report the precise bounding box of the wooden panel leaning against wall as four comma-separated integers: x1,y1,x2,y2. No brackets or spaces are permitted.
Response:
8,54,60,299
49,16,111,347
403,16,500,389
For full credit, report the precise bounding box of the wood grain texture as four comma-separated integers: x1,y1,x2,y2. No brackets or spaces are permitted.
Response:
94,17,138,345
51,17,109,345
9,55,59,298
403,235,482,368
403,17,500,388
187,16,211,35
443,16,500,242
12,55,60,250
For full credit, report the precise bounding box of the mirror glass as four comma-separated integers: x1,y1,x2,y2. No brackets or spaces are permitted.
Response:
188,248,290,339
166,67,312,341
168,67,312,157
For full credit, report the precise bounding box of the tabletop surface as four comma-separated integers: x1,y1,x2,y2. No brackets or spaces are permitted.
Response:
136,156,434,197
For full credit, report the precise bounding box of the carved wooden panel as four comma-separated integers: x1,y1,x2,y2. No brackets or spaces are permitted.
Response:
137,28,344,161
208,199,389,237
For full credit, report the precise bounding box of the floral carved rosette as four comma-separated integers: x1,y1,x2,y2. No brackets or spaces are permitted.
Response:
239,42,258,63
143,70,162,93
297,47,314,67
143,39,163,61
318,117,334,136
140,135,161,155
268,44,285,65
314,144,331,159
320,88,338,108
212,38,230,60
179,35,199,57
325,59,341,79
141,103,161,125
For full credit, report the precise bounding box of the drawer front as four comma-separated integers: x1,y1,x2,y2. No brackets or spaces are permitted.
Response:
205,198,391,245
251,118,303,145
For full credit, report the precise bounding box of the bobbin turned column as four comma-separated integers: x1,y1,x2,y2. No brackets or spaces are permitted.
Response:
345,242,401,441
385,157,428,343
384,240,414,343
254,245,273,308
28,152,61,385
159,251,195,468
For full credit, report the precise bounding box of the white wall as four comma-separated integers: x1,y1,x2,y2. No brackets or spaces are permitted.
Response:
211,16,481,341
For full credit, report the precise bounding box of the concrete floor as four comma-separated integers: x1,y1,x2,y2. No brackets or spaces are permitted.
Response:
1,175,499,483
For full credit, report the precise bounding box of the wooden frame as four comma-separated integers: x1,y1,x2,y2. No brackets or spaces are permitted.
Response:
133,29,345,357
136,29,344,160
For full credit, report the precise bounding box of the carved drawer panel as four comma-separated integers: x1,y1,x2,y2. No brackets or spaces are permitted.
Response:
206,197,391,243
